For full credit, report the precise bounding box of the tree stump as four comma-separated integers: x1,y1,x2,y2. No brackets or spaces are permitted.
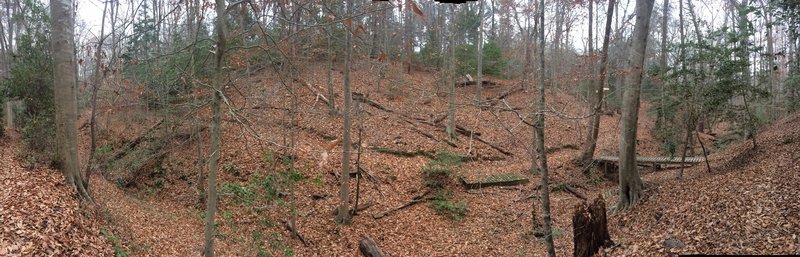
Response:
359,235,386,257
573,197,614,257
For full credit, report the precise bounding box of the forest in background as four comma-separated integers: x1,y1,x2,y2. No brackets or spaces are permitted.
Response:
1,0,799,256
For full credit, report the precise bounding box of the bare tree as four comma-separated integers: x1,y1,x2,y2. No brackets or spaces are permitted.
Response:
51,0,90,200
203,0,226,254
85,0,110,190
617,0,656,211
536,0,555,254
335,0,354,225
580,0,617,169
476,0,484,104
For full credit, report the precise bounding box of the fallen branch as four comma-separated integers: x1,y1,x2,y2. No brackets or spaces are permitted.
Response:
295,78,331,107
564,184,588,202
284,221,309,247
372,190,430,219
473,136,513,156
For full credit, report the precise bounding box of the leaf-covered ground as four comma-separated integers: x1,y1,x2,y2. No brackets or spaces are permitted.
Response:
0,132,112,256
2,61,799,256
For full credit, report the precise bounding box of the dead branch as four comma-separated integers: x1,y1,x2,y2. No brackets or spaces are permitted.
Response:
372,190,430,219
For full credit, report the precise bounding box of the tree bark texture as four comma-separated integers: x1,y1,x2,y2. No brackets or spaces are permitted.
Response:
51,0,89,199
203,0,226,254
617,0,655,211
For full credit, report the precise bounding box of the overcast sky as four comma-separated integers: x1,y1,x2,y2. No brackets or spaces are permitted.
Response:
72,0,731,52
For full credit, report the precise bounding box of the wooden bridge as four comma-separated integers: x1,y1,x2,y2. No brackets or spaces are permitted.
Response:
594,155,706,165
593,155,707,180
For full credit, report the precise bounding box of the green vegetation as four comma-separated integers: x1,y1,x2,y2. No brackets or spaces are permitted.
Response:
421,151,468,221
100,228,130,257
429,192,468,221
0,0,55,166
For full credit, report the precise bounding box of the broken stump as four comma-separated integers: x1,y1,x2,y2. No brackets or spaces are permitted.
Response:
573,197,614,257
359,235,386,257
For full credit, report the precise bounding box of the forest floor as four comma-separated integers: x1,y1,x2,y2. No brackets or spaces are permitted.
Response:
1,60,799,256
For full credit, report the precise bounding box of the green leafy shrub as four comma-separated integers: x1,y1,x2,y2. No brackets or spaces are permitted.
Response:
428,192,468,221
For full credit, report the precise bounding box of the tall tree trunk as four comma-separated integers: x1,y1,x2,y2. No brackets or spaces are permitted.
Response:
203,0,226,254
537,0,555,255
335,0,354,225
658,0,669,130
476,0,484,104
326,0,336,115
404,1,413,74
579,0,617,169
85,0,110,189
51,0,90,200
446,5,457,140
617,0,655,211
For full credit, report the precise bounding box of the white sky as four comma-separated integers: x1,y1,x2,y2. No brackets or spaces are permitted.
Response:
73,0,734,52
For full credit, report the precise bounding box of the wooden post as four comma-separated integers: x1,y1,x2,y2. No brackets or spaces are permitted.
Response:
573,197,614,257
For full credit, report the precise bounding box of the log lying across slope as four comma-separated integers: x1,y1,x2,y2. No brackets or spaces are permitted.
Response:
352,92,512,156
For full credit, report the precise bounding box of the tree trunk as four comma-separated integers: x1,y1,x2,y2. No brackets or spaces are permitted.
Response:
617,0,655,211
85,0,109,189
335,0,354,225
203,0,226,254
536,0,555,255
658,0,669,130
326,1,336,115
404,1,413,74
446,6,457,140
579,0,616,168
51,0,89,200
573,197,614,257
476,0,484,104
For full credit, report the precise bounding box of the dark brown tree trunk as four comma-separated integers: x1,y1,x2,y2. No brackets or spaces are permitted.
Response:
580,0,617,169
536,0,555,255
359,236,386,257
573,197,614,257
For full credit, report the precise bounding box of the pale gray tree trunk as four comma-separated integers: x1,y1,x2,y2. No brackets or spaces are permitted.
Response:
617,0,655,211
51,0,90,200
335,0,354,225
536,0,555,255
476,0,484,104
203,0,226,254
658,0,668,129
446,5,457,140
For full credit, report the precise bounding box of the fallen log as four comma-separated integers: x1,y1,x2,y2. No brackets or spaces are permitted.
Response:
353,92,395,114
486,85,523,106
372,190,430,219
456,80,498,87
359,236,386,257
563,184,588,202
473,136,513,156
110,119,164,162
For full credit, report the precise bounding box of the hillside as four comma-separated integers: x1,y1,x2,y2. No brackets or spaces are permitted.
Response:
2,61,798,256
